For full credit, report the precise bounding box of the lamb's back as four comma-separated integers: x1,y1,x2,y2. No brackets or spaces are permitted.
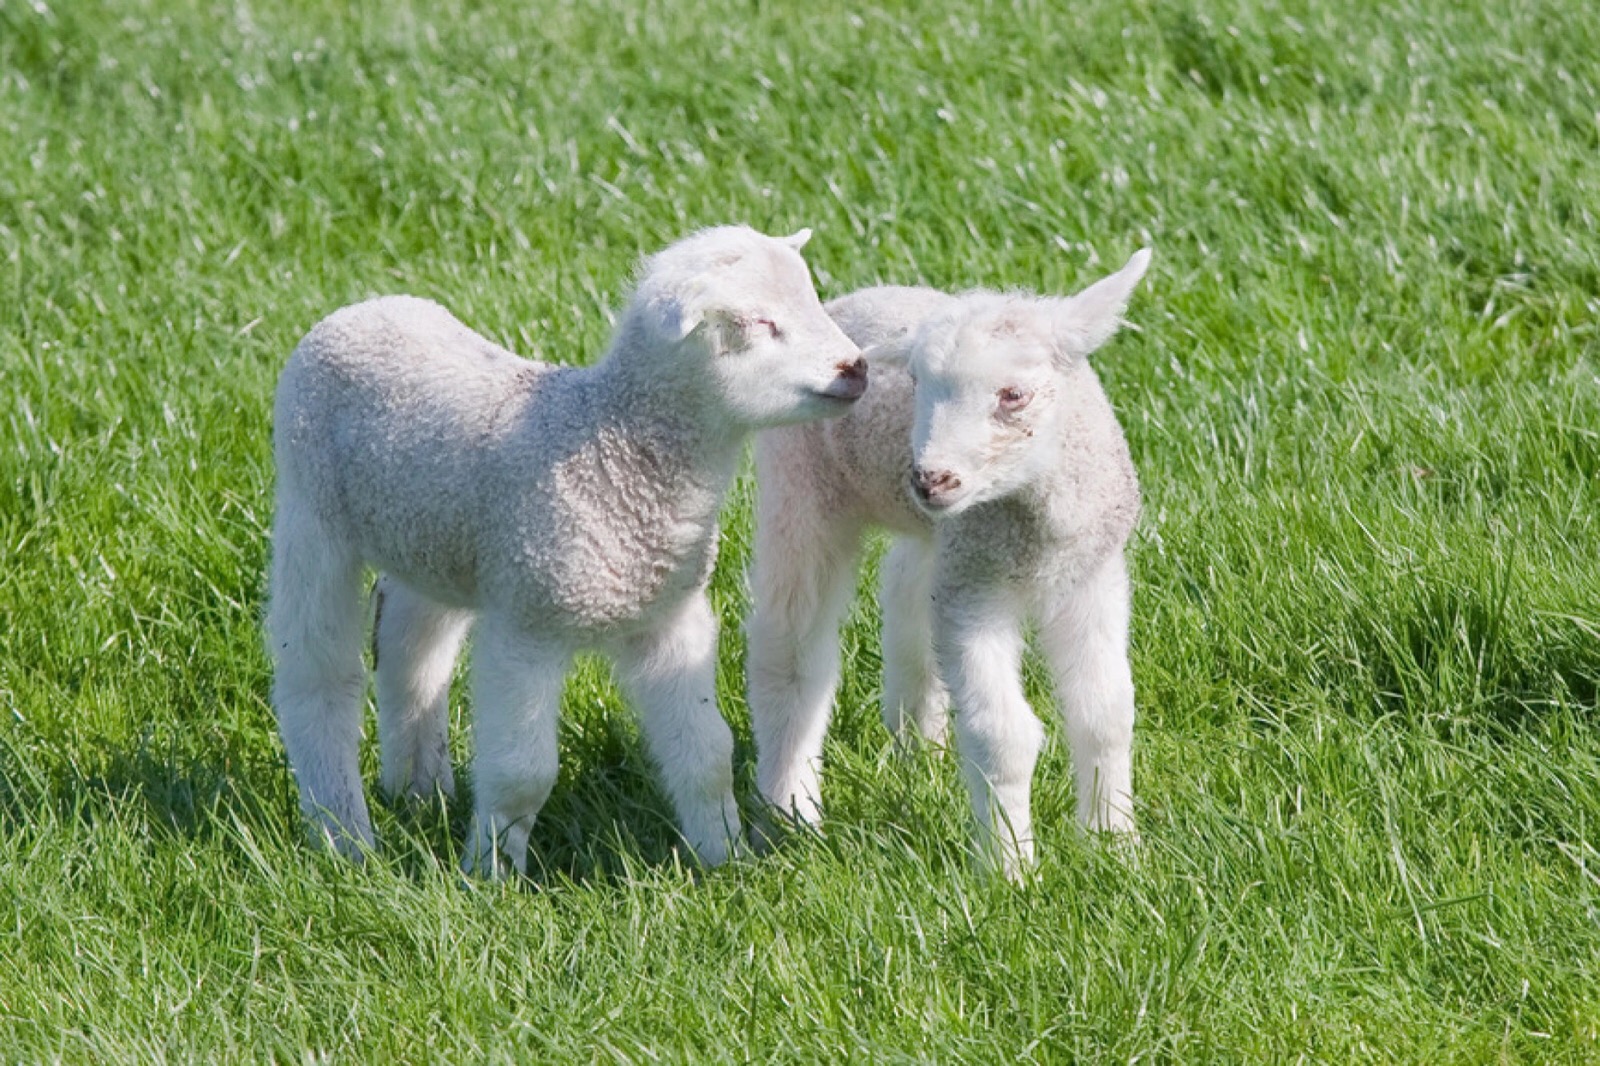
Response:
827,285,955,350
274,296,557,602
280,296,544,429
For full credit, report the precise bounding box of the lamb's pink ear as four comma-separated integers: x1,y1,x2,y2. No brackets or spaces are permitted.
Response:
857,330,915,368
668,297,751,354
703,307,751,354
659,277,714,340
1053,248,1152,363
779,227,813,251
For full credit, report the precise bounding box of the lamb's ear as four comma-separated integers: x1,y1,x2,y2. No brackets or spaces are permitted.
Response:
670,300,758,355
702,307,751,354
671,305,749,352
658,277,715,340
857,330,915,368
1053,248,1152,363
779,227,813,251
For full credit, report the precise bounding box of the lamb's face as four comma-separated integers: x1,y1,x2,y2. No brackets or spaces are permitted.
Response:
700,237,867,428
907,303,1067,516
907,249,1153,517
644,226,867,429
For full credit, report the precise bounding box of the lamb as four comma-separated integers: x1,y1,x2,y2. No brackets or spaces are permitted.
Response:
265,225,868,876
746,249,1152,878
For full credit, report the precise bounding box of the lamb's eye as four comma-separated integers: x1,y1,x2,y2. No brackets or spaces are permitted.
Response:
997,386,1032,413
754,318,781,339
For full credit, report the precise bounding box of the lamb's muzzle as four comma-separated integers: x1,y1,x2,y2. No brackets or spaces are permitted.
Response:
911,466,962,508
817,356,868,401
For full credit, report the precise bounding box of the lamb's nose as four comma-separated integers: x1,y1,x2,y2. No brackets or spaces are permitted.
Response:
824,356,868,400
912,467,961,500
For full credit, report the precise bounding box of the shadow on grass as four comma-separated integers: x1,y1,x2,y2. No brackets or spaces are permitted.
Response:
379,756,713,891
0,722,764,893
1338,575,1600,729
0,726,292,848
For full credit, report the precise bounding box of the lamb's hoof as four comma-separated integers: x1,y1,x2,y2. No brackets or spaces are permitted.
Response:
881,717,953,759
384,783,456,812
986,848,1038,885
381,754,457,806
460,847,518,882
1099,826,1144,867
747,805,824,857
747,810,783,856
678,830,752,871
308,816,376,865
461,819,532,882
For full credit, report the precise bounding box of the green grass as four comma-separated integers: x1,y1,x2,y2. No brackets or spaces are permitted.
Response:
3,0,1599,1059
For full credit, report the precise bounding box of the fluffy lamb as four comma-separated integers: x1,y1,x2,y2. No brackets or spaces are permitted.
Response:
266,225,867,876
746,249,1152,878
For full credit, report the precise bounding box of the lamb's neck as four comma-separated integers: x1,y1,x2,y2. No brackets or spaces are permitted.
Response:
1024,429,1115,539
580,331,746,507
1009,451,1073,537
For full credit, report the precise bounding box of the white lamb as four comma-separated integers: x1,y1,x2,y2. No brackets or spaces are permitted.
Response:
746,249,1152,878
266,225,867,876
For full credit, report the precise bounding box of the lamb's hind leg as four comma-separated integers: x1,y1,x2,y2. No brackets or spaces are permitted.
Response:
880,536,949,750
745,471,863,829
1039,555,1138,837
265,504,372,860
373,575,473,803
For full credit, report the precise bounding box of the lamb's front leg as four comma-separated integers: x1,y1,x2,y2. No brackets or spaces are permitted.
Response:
617,592,742,866
935,585,1045,880
1039,555,1137,837
465,615,570,878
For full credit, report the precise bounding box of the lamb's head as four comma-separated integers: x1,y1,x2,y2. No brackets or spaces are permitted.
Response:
633,225,867,428
907,248,1152,516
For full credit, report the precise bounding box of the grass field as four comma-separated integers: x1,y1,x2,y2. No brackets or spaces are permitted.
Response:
3,0,1599,1059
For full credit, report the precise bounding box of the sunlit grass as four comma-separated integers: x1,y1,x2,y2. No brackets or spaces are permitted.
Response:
2,0,1598,1059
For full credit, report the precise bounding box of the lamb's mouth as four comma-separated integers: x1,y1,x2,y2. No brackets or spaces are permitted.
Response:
908,483,970,516
914,494,961,515
812,381,866,403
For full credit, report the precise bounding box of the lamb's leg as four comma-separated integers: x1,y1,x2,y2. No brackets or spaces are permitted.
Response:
880,536,949,750
373,575,473,803
1039,555,1137,836
616,592,743,866
745,488,863,829
265,506,373,860
464,615,569,878
935,583,1045,880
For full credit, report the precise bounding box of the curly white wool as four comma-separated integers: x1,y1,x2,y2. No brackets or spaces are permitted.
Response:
266,225,866,876
747,249,1152,878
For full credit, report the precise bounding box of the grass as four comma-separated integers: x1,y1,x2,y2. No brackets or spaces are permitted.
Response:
2,0,1598,1059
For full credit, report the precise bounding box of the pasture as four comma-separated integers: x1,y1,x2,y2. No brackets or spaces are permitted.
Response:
2,0,1598,1059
